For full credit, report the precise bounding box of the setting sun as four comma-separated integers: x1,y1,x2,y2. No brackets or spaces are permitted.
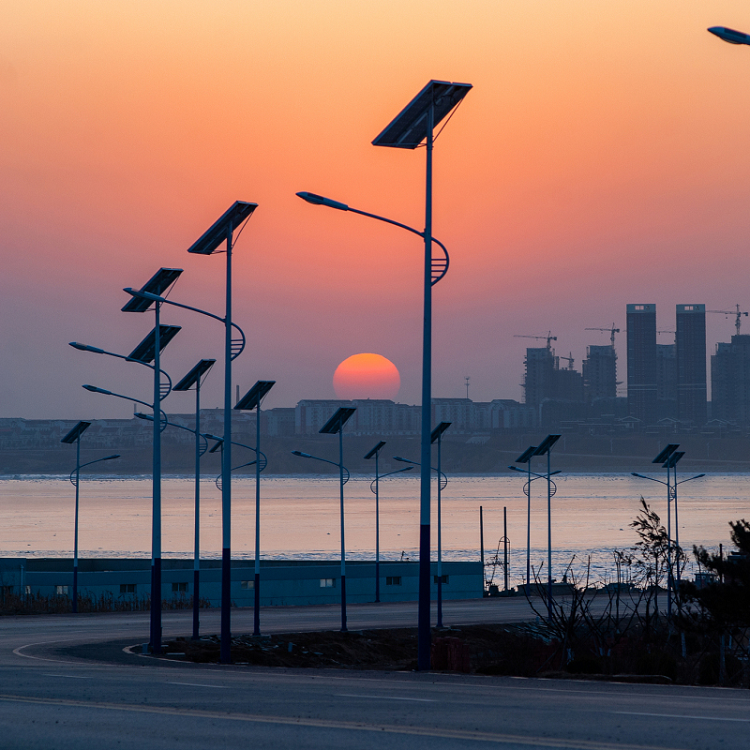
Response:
333,353,401,400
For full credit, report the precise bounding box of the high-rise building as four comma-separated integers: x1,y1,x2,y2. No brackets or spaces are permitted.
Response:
583,345,617,402
676,304,707,426
711,334,750,424
626,304,657,422
656,343,677,420
523,347,555,407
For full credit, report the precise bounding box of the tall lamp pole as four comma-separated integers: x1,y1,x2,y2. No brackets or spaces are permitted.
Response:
122,268,183,654
292,406,356,632
298,80,471,668
365,441,413,602
61,421,119,613
508,461,561,593
185,201,257,664
511,446,537,590
394,454,449,624
430,422,451,627
530,435,561,618
172,359,216,639
235,380,276,636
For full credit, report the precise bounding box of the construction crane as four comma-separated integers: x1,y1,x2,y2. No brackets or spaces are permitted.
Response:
708,304,749,336
585,324,620,348
558,353,575,370
514,332,557,352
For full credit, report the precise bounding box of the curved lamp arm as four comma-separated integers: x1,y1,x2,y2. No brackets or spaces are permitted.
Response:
204,433,268,471
292,450,350,485
123,289,247,360
215,460,257,491
676,473,706,487
369,465,413,494
509,466,562,481
71,341,173,398
82,385,168,431
135,412,209,456
69,454,120,486
296,192,450,286
631,472,667,487
393,456,447,487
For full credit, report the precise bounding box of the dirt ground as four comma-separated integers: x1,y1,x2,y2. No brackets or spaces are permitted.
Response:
163,624,558,675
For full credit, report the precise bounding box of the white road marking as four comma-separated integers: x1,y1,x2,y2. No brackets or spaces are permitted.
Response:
41,674,90,679
165,682,228,689
335,693,436,703
616,711,750,723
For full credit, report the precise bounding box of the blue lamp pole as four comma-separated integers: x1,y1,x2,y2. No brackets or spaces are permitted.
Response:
235,380,276,636
61,421,119,613
366,441,413,603
172,360,215,639
73,296,181,654
182,202,257,664
528,435,561,618
297,79,471,669
394,454,448,627
292,406,355,632
632,448,704,617
510,446,537,589
508,463,561,593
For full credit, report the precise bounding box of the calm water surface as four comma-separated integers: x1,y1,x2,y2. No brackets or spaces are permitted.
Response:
1,474,748,587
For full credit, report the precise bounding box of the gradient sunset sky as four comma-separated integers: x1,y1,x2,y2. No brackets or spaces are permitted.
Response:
3,1,750,419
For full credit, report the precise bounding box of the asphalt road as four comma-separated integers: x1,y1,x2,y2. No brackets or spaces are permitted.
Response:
0,597,747,749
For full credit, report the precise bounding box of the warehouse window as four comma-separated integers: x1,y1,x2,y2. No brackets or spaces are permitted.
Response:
172,582,188,594
433,575,449,584
55,585,69,595
120,583,136,594
241,580,254,590
319,578,335,588
386,576,402,586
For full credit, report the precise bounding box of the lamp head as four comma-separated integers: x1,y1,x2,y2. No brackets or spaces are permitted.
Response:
292,450,311,458
296,192,349,211
124,288,165,304
134,412,154,422
708,26,750,45
70,342,104,354
82,384,111,395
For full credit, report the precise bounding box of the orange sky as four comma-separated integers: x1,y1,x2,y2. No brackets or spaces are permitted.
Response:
3,1,750,418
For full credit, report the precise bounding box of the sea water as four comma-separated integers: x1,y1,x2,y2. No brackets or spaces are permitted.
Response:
0,473,747,587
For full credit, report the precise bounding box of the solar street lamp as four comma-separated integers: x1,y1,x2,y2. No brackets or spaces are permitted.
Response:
235,380,275,636
292,406,356,632
531,435,561,618
365,441,412,603
509,460,562,592
632,446,704,616
61,421,119,613
299,79,471,669
173,359,215,639
120,267,183,654
511,446,536,589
